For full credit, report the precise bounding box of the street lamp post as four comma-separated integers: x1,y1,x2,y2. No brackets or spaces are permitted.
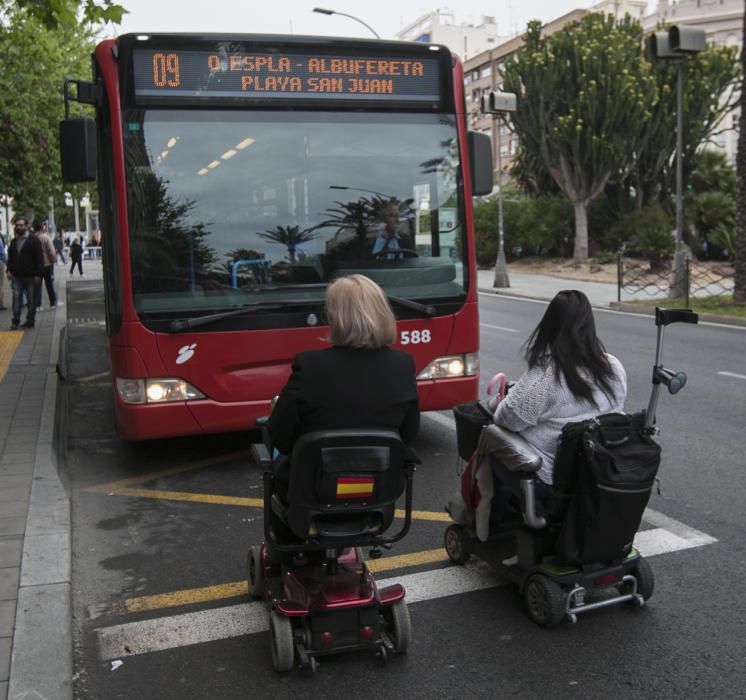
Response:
312,8,380,38
648,26,706,299
482,90,516,288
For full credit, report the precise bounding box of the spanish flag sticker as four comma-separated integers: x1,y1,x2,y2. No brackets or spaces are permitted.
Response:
336,477,375,499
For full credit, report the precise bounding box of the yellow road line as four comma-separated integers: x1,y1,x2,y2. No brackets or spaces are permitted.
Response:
85,449,253,493
115,487,263,508
125,547,447,614
0,331,23,383
95,485,451,522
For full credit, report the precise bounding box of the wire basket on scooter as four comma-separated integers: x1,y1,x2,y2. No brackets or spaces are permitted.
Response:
453,400,493,461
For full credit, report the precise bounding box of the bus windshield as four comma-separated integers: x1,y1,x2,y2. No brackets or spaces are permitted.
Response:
123,110,466,315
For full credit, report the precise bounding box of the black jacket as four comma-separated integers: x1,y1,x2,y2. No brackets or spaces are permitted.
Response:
268,346,420,455
7,233,44,278
70,242,83,262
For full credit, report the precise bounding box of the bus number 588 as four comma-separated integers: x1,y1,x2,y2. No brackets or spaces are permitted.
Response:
400,330,431,345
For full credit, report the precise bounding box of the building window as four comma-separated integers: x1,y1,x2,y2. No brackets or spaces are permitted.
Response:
481,65,491,78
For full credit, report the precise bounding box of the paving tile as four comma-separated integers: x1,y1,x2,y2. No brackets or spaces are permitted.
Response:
0,476,30,489
0,637,9,682
0,601,14,636
0,518,25,537
0,464,33,476
0,487,29,504
1,679,7,700
0,502,26,518
0,569,19,601
0,540,22,568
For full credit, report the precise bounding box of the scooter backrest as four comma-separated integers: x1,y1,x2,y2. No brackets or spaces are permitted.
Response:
285,429,406,538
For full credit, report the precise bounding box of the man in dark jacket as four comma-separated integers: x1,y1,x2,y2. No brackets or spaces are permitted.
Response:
6,215,44,329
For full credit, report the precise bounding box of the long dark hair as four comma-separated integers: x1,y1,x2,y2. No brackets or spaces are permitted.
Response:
524,290,618,405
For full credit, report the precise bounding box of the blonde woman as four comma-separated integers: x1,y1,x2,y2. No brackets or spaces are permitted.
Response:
268,274,420,497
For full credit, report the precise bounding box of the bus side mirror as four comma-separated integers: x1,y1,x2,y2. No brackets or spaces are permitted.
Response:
468,131,493,197
59,117,97,182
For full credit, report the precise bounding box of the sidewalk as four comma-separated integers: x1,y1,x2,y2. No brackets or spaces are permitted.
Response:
0,261,100,700
477,267,620,307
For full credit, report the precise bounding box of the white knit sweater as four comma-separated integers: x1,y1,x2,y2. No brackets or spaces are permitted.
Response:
494,354,627,484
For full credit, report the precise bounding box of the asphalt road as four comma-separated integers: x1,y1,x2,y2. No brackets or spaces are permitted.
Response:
63,287,746,699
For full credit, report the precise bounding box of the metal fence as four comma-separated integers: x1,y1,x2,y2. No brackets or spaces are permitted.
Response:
617,255,735,307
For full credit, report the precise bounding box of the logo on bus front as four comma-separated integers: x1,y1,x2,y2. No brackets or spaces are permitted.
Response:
176,343,197,365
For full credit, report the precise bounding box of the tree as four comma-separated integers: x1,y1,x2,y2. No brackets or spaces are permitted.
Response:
0,0,126,29
257,225,316,263
735,6,746,302
0,8,95,218
619,43,739,216
504,14,658,264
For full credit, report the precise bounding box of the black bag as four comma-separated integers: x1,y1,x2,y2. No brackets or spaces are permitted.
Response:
453,400,492,461
552,412,661,565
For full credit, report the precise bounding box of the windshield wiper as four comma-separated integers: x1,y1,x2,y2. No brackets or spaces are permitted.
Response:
168,301,317,332
387,295,437,317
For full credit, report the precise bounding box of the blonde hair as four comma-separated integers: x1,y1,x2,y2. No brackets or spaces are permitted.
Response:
326,274,396,349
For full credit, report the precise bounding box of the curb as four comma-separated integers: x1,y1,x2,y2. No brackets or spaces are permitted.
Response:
609,301,746,328
477,286,554,302
8,277,72,700
479,285,746,328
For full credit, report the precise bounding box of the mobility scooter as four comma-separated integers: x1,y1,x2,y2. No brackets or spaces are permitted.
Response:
249,424,419,674
445,307,698,627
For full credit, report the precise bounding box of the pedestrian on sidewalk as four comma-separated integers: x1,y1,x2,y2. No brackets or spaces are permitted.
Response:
54,229,67,264
6,215,44,329
70,236,83,276
35,224,57,308
0,234,7,310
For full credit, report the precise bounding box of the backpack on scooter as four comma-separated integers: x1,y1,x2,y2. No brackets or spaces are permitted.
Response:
550,411,661,565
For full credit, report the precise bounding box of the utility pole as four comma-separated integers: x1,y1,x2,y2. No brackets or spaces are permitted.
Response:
482,91,517,288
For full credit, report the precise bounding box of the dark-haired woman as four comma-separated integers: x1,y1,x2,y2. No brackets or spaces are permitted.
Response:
490,290,627,521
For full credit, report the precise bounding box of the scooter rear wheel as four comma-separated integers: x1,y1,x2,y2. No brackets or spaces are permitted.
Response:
270,611,295,672
246,545,265,598
630,556,655,602
444,524,471,565
524,574,566,628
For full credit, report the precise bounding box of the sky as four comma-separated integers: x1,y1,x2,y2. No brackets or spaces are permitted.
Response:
108,1,654,41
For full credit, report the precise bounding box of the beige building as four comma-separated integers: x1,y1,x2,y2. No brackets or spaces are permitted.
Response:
395,10,500,62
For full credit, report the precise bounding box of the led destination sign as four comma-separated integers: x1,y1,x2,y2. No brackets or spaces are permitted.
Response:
132,48,443,103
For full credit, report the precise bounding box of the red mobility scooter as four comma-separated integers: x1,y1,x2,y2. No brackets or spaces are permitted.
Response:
249,425,419,674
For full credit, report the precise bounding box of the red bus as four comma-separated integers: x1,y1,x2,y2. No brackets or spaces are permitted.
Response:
60,34,493,440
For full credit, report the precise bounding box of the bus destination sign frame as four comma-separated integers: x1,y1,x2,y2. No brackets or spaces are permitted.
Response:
131,47,444,106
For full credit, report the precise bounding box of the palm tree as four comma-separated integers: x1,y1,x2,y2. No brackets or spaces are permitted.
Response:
257,225,315,263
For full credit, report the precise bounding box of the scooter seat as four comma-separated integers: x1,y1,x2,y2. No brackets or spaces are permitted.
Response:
480,424,542,473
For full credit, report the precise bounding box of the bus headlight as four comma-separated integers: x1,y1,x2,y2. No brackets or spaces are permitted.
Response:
417,353,479,380
116,377,206,405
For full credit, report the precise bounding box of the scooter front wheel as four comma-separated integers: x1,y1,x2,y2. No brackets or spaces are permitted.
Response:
444,524,471,565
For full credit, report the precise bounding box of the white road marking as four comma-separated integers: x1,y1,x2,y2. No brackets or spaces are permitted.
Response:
718,371,746,380
480,323,519,334
95,516,716,660
96,563,500,660
95,412,720,660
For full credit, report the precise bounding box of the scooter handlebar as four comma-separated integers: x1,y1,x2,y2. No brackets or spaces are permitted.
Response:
653,366,688,395
655,307,699,327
